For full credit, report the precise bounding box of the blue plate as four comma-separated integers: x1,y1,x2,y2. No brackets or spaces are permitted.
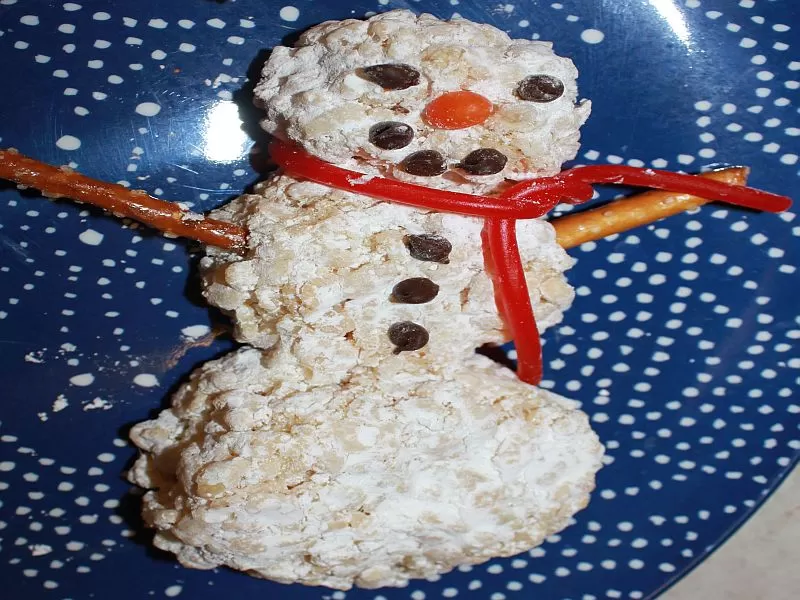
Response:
0,1,797,599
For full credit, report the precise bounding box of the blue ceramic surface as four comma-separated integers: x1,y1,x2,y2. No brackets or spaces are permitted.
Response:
0,1,797,599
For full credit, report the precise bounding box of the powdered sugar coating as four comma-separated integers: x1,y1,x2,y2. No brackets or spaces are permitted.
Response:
201,175,575,382
255,10,590,195
129,348,602,590
131,10,600,590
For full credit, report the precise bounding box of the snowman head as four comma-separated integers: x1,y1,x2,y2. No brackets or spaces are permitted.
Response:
255,10,590,195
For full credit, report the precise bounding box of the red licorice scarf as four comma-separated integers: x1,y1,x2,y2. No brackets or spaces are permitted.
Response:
270,140,791,385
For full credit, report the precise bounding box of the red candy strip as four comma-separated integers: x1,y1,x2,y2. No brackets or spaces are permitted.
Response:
510,165,792,212
270,139,792,387
270,140,557,219
483,218,542,385
570,165,793,212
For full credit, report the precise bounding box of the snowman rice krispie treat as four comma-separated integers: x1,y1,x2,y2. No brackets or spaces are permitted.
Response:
127,10,605,589
0,7,791,592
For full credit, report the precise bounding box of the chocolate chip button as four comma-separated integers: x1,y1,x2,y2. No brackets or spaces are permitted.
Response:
458,148,508,175
403,234,452,264
400,150,447,176
388,321,430,353
359,63,421,90
369,121,414,150
391,278,440,304
515,74,565,103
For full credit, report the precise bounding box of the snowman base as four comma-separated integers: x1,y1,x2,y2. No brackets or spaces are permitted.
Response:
129,347,602,589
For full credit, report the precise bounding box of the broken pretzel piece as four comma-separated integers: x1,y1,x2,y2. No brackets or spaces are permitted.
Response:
552,167,748,249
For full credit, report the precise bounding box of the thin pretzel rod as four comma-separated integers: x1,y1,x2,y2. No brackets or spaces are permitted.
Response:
0,148,248,253
551,167,749,249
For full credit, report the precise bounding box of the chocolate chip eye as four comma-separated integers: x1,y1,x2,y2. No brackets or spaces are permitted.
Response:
391,278,440,304
400,150,446,176
515,74,565,103
369,122,414,150
388,321,430,353
403,234,452,264
458,148,508,175
359,63,421,90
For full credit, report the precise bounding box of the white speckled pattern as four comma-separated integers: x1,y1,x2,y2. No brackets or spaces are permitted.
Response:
0,1,797,599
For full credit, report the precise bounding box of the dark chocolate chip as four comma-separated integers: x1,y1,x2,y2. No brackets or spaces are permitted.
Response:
391,278,440,304
458,148,508,175
359,63,421,90
403,234,452,264
388,321,430,353
515,74,565,103
400,150,447,176
369,122,414,150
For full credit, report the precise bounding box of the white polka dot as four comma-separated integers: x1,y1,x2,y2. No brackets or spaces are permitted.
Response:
581,29,606,44
279,6,300,22
133,373,159,387
56,135,81,150
164,585,182,597
79,230,103,246
57,23,76,34
20,15,40,26
135,102,161,117
69,373,94,386
719,103,737,116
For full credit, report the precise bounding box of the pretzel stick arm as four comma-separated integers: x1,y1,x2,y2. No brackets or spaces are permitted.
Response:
0,148,248,253
0,149,756,254
551,167,749,249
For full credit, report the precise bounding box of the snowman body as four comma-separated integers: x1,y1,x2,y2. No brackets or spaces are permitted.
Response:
129,11,604,589
200,173,576,384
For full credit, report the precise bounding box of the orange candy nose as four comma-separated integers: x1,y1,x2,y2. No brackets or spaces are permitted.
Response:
422,91,494,130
